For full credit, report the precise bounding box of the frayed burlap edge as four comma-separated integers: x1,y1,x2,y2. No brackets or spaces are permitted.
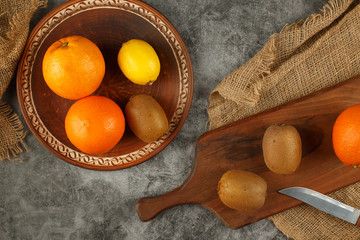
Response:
0,102,28,162
0,0,47,161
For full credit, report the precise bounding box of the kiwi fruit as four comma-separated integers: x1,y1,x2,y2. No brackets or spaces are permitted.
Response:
125,94,168,143
217,169,267,211
262,124,302,175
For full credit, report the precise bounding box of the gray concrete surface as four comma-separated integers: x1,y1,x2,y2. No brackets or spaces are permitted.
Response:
1,0,326,239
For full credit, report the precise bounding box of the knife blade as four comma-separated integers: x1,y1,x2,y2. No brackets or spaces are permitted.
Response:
279,187,360,226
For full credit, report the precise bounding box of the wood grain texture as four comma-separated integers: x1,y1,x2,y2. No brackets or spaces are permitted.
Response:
16,0,193,170
136,75,360,229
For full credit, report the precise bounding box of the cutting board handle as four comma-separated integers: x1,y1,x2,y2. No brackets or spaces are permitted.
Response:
136,186,188,221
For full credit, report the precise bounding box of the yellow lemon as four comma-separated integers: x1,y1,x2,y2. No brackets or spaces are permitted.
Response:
118,39,160,85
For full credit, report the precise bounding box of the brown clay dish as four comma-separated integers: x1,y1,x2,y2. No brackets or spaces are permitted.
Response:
16,0,193,170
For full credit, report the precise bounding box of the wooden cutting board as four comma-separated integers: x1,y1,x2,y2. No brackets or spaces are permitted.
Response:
136,75,360,229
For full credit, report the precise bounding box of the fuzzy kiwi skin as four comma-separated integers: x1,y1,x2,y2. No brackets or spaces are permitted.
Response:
125,94,168,143
262,124,302,175
217,169,267,211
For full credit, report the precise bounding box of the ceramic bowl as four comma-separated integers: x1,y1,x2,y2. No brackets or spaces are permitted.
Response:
16,0,193,170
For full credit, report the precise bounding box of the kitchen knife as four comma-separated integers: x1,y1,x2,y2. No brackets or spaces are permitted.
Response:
279,187,360,226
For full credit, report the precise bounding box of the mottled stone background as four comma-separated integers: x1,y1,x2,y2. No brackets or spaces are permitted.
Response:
1,0,325,239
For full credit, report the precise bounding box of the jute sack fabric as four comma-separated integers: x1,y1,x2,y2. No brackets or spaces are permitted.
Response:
207,0,360,239
0,0,47,161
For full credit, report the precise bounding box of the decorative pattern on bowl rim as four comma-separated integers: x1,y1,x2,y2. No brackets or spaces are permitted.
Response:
18,0,190,168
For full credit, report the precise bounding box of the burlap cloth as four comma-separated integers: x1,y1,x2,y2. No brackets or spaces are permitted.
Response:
208,0,360,239
0,0,47,161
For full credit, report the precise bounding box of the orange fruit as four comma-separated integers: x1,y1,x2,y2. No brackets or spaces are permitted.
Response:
65,96,125,154
42,36,105,100
332,104,360,168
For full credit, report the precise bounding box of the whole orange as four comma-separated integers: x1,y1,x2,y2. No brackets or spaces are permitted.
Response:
332,104,360,168
65,96,125,154
42,36,105,100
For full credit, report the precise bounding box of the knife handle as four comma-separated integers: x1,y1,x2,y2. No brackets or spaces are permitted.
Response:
357,217,360,227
